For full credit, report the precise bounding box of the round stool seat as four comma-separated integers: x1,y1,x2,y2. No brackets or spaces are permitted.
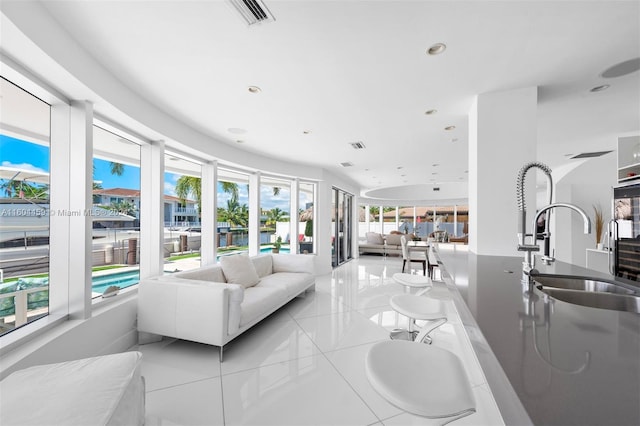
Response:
365,340,475,419
390,294,444,320
392,273,431,289
389,294,447,343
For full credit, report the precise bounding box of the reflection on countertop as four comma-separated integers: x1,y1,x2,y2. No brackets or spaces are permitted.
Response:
435,244,640,426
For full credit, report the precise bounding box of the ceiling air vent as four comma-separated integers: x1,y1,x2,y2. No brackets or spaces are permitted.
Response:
569,150,613,159
228,0,275,25
349,142,366,150
340,162,354,167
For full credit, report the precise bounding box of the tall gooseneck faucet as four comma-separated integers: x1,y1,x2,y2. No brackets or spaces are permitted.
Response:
516,162,592,274
516,162,553,269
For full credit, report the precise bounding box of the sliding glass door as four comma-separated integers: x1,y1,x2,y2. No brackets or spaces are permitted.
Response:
332,187,353,267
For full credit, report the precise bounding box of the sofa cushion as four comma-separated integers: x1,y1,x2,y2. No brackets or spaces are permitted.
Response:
366,232,384,245
251,254,273,278
220,254,260,288
258,272,315,298
385,233,403,246
272,254,315,274
240,286,287,327
171,264,226,282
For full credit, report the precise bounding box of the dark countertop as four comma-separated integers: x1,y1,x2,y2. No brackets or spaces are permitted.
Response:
435,244,640,426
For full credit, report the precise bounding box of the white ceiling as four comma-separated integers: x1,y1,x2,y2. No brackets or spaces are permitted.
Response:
2,1,640,200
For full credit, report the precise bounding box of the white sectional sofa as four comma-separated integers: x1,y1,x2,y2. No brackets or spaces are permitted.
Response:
137,253,315,361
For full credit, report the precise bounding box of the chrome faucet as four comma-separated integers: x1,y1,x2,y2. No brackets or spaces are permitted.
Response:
516,162,553,271
531,203,591,265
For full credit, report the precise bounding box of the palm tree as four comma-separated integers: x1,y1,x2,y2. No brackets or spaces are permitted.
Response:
109,162,125,176
175,175,202,216
220,181,239,201
109,200,137,216
265,207,286,230
225,198,248,227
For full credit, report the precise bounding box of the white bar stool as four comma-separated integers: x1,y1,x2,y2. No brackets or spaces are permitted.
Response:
366,340,476,423
392,272,432,293
389,293,447,343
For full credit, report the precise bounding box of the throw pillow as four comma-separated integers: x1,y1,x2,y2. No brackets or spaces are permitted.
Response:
366,232,384,245
220,254,260,288
385,233,402,246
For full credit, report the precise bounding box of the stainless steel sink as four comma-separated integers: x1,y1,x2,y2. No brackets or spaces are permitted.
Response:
532,275,640,313
532,276,636,295
538,287,640,313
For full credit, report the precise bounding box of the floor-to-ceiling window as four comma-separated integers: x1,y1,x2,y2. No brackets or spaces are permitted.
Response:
0,77,51,335
91,125,141,295
217,168,250,254
260,176,290,253
163,153,202,272
298,181,315,254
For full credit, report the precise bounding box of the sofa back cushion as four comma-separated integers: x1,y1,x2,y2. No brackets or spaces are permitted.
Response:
172,264,226,282
272,253,315,274
366,232,384,245
251,254,274,278
220,254,260,288
385,233,403,246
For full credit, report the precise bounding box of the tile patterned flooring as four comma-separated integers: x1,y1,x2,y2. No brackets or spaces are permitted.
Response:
134,255,505,425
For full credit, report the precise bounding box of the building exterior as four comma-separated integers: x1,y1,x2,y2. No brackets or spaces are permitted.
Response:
92,188,198,227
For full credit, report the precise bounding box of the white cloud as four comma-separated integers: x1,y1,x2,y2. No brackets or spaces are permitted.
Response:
1,161,47,173
164,181,176,196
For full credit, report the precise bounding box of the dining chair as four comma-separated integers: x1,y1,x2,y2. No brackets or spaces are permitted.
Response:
400,235,427,275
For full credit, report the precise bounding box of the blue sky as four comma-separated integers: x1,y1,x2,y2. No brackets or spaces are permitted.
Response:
1,135,306,213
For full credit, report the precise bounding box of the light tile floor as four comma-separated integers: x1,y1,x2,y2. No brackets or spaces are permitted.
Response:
134,255,505,425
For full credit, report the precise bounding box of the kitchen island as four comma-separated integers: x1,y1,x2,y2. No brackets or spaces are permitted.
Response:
435,244,640,426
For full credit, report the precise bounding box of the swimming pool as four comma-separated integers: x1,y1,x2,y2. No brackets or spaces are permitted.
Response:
92,270,140,294
259,246,290,253
92,248,290,294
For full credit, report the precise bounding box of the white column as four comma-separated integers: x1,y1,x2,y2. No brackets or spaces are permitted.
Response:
454,205,458,236
395,206,399,230
365,204,370,232
290,179,300,254
249,172,261,256
413,206,417,230
48,102,71,316
140,140,164,278
469,87,537,256
379,205,384,234
68,101,93,320
200,161,216,265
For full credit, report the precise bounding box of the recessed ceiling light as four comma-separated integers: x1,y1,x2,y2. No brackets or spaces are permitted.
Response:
464,170,468,173
236,140,244,144
247,86,261,93
431,172,438,175
432,163,439,167
601,58,640,78
444,125,456,131
451,138,458,142
303,130,311,134
364,168,370,171
427,43,447,55
228,128,247,134
590,84,610,92
425,109,438,115
397,166,403,169
401,174,406,177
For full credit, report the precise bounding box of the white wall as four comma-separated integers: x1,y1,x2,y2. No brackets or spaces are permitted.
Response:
469,87,538,256
0,294,137,380
553,152,617,267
